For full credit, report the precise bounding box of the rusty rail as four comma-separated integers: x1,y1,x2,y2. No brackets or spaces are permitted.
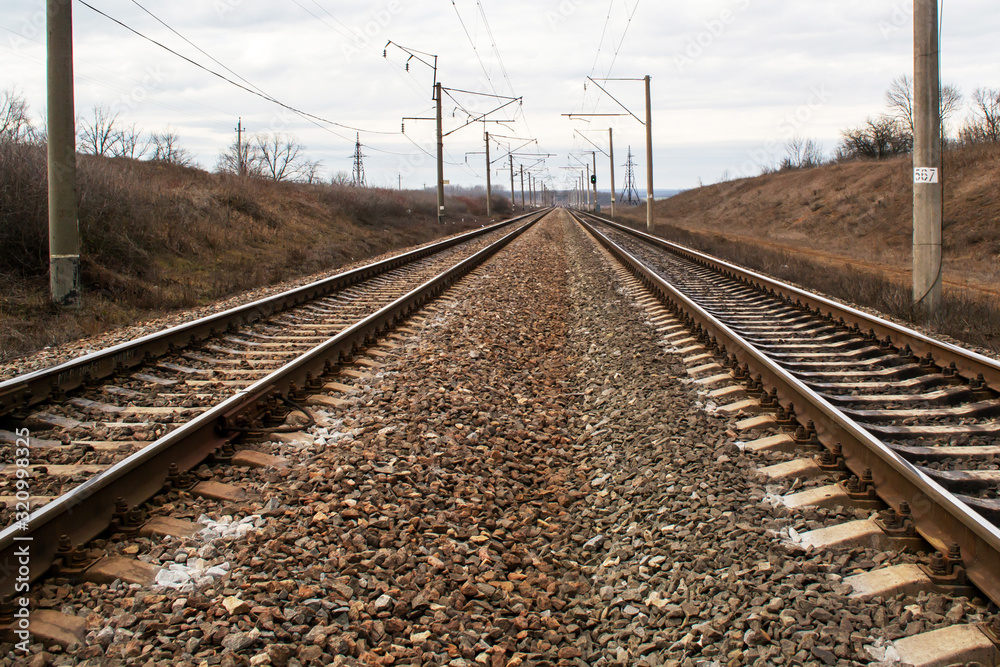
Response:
578,211,1000,394
0,210,544,419
0,211,546,596
573,210,1000,607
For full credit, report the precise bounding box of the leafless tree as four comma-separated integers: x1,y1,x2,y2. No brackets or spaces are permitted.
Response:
255,133,305,182
781,136,824,170
959,87,1000,144
330,171,352,186
0,88,35,143
148,127,195,166
299,159,323,184
216,132,259,177
111,123,148,159
884,75,963,136
79,104,121,156
838,115,912,161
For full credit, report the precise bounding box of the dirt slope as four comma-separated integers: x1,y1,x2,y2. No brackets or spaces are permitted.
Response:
0,153,502,363
614,142,1000,350
624,142,1000,291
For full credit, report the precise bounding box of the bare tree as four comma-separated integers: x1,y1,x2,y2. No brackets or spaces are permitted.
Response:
781,136,824,170
111,123,148,159
959,87,1000,144
216,131,258,177
884,75,963,136
299,159,323,184
255,133,305,182
838,115,912,161
79,104,121,156
0,88,35,143
330,171,352,186
148,127,195,166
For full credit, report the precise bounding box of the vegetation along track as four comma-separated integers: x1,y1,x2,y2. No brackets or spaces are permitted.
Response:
0,209,548,596
572,209,1000,609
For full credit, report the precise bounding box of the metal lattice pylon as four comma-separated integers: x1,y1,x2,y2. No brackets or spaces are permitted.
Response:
351,133,367,187
619,146,641,206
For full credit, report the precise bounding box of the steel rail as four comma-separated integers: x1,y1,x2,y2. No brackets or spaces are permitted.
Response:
577,211,1000,394
572,211,1000,607
0,211,547,596
0,210,545,419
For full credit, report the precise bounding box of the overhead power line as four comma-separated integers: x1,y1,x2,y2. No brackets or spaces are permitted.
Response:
78,0,399,140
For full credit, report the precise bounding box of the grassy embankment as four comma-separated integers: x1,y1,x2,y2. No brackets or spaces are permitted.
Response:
617,142,1000,352
0,143,509,362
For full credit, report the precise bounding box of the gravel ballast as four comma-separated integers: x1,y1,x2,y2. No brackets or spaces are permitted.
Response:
4,210,989,667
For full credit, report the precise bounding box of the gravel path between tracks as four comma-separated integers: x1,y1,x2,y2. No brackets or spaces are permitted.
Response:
6,211,989,667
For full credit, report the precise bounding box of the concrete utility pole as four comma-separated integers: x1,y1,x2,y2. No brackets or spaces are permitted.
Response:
520,165,525,210
48,0,81,309
609,128,616,220
484,131,492,217
584,166,591,211
436,81,445,224
509,155,516,212
591,152,599,214
236,118,245,177
913,0,942,319
644,74,655,230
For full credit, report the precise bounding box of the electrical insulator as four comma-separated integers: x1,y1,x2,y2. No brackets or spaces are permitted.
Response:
383,49,387,58
401,122,405,133
405,63,409,71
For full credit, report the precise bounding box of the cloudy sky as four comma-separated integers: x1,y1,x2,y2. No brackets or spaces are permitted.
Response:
2,0,998,191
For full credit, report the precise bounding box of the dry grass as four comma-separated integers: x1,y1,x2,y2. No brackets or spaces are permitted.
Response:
615,145,1000,351
0,147,498,362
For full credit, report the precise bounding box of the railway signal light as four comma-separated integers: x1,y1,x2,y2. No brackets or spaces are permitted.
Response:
591,174,597,185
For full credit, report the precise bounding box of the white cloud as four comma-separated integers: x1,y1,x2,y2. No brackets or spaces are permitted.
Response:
1,0,998,189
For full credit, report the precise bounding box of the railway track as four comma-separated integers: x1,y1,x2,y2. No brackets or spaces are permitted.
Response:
1,208,997,664
0,209,547,598
572,209,1000,612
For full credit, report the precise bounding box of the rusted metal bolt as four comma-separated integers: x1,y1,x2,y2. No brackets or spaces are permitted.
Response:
860,468,874,491
846,476,861,493
948,542,962,564
929,551,948,575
